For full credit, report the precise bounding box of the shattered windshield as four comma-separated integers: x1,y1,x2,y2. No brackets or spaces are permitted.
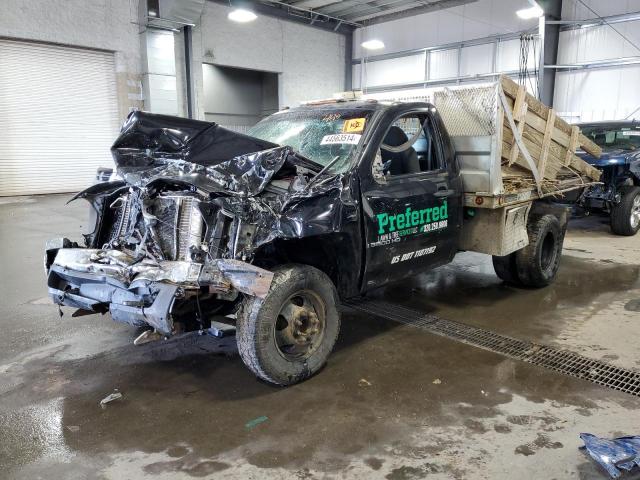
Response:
248,109,373,173
581,124,640,151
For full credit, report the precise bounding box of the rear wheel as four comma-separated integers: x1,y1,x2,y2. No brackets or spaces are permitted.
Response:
611,186,640,236
237,264,340,386
515,214,564,288
492,253,521,285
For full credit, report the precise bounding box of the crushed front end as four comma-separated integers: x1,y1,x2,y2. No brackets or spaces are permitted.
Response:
45,111,336,336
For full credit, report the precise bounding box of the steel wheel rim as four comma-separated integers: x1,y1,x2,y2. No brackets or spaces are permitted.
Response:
273,290,326,361
631,195,640,229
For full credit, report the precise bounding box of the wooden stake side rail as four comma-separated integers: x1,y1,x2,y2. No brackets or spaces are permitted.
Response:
499,75,602,183
500,76,602,159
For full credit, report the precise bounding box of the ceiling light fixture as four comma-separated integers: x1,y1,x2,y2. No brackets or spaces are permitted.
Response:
516,5,544,19
361,39,385,50
228,8,257,23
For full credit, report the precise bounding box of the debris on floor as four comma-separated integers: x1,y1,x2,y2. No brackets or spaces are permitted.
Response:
100,390,123,409
580,433,640,478
358,378,372,387
245,416,269,430
432,378,441,385
134,329,164,346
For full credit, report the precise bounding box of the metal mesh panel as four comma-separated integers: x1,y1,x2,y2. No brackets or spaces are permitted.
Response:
345,298,640,397
433,84,498,137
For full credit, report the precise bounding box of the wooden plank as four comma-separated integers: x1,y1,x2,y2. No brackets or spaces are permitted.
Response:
502,140,562,179
500,75,601,158
565,125,580,166
538,109,556,179
503,94,573,150
503,137,601,182
498,86,543,194
503,121,571,178
512,85,527,120
569,156,602,180
508,85,527,166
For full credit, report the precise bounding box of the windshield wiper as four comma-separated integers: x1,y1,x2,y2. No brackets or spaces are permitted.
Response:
302,155,341,193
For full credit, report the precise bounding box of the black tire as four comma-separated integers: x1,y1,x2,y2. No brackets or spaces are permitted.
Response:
492,253,521,285
610,186,640,236
237,264,340,386
515,214,564,288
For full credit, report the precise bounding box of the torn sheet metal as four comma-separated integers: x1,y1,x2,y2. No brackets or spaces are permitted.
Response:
49,247,269,292
121,146,295,197
216,259,274,298
580,433,640,478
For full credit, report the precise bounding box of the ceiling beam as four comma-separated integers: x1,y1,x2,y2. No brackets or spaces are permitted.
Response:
329,0,419,19
316,0,377,15
349,0,475,23
208,0,357,31
288,0,343,9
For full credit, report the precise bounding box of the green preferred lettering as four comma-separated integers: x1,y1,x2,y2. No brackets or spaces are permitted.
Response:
376,201,448,235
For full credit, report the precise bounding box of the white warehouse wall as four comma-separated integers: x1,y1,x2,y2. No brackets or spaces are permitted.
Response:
0,0,144,121
192,2,346,116
142,30,179,116
562,0,640,20
554,0,640,121
351,0,538,92
352,0,536,59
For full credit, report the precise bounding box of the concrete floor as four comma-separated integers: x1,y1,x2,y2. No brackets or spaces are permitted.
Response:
1,194,639,479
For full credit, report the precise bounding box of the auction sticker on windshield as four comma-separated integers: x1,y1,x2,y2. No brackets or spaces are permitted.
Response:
321,133,361,145
343,118,366,133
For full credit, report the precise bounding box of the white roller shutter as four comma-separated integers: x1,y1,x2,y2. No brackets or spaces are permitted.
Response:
0,39,119,196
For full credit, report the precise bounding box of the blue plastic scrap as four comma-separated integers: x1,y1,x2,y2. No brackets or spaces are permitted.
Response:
580,433,640,478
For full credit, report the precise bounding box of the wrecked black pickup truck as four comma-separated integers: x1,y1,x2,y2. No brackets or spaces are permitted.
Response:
46,85,599,385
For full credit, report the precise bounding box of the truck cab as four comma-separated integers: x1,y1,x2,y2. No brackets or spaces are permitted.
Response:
246,100,464,295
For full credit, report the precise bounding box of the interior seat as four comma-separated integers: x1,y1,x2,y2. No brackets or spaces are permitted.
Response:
381,126,420,175
594,133,607,146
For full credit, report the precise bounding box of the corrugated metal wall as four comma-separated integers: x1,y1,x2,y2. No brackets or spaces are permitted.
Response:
0,39,119,196
553,19,640,121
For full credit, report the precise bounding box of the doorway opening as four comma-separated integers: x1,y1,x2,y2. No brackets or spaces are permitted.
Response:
202,64,279,134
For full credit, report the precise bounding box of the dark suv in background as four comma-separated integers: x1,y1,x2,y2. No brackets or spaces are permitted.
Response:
577,121,640,236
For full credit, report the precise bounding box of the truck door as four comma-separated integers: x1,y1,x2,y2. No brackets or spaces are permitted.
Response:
359,110,463,291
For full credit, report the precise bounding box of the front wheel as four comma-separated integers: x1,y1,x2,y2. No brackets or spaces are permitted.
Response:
611,185,640,236
237,264,341,386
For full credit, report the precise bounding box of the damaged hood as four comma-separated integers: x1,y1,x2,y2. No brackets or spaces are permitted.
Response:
111,111,323,196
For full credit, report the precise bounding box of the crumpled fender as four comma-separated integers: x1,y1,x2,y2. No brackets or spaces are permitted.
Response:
68,180,127,204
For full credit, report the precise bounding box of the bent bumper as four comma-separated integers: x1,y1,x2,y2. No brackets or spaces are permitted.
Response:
46,239,274,334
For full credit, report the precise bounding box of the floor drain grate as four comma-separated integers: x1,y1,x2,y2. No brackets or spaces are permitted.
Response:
344,298,640,397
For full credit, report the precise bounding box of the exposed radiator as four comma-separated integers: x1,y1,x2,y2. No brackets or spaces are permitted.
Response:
175,196,204,260
153,195,204,261
107,194,204,261
108,194,133,245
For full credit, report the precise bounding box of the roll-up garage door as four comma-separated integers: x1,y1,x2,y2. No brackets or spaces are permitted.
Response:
0,39,119,196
